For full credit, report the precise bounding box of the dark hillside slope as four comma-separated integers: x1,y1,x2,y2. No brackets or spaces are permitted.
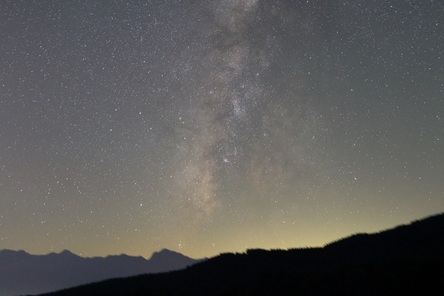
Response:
40,213,444,296
324,213,444,260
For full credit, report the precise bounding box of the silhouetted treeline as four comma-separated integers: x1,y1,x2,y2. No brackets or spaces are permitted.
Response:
39,213,444,296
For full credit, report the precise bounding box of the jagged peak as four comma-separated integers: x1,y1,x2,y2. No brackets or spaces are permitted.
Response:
0,249,29,256
59,249,76,256
150,248,186,260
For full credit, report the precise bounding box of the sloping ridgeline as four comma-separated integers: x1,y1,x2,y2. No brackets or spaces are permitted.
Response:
39,213,444,296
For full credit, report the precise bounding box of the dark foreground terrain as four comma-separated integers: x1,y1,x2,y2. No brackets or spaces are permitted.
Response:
40,213,444,296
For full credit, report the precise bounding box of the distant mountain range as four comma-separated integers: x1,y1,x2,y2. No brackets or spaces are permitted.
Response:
0,248,201,296
37,213,444,296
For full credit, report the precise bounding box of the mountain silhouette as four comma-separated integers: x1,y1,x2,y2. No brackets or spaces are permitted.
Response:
0,248,200,296
37,213,444,296
148,249,200,271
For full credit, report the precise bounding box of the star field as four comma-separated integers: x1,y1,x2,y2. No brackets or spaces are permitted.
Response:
0,0,443,258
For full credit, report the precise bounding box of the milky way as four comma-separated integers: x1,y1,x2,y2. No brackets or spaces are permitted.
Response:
168,0,331,220
0,0,443,257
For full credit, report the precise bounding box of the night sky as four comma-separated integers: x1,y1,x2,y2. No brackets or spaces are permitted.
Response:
1,0,443,258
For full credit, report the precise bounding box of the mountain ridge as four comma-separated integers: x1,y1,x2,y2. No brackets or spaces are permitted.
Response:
0,248,201,296
38,213,444,296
